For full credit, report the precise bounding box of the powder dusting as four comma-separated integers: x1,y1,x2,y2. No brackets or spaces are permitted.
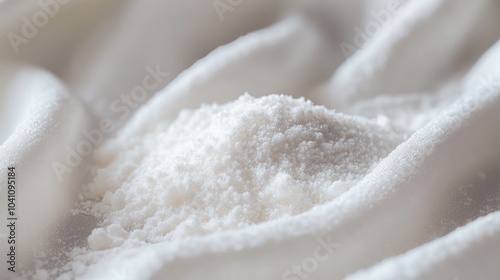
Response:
85,94,401,250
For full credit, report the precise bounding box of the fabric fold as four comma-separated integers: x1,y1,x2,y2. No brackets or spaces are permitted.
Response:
0,63,91,276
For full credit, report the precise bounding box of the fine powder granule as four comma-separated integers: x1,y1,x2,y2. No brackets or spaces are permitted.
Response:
84,94,402,251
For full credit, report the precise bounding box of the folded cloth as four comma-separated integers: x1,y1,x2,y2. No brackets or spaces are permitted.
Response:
0,63,90,278
0,0,499,279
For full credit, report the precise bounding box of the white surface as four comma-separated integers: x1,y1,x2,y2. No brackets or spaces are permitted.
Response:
0,0,499,279
85,94,400,251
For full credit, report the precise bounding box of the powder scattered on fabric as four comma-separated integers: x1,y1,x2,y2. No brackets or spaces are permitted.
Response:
84,94,401,250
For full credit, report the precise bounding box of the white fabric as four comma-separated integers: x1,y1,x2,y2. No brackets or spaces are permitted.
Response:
0,0,499,279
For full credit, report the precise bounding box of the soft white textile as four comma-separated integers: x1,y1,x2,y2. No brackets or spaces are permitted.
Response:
0,0,499,279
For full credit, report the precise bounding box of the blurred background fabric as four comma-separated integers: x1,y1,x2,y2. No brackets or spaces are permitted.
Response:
0,0,500,279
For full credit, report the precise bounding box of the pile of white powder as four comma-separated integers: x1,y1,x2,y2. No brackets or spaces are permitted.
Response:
84,94,401,251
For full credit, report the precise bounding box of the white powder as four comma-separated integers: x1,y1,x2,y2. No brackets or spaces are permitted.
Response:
84,94,401,251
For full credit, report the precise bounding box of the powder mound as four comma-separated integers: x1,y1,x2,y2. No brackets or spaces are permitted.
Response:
86,94,401,250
